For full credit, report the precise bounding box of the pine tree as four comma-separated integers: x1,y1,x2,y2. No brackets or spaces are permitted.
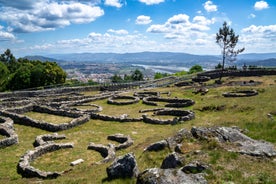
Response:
216,22,245,82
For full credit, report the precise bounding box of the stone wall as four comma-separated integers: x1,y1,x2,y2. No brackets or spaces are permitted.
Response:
143,97,195,108
0,105,90,132
197,69,276,79
142,109,195,125
0,116,19,149
90,113,143,122
17,143,74,178
107,95,140,105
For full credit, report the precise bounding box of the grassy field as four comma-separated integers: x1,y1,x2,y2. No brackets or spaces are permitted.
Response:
0,75,275,183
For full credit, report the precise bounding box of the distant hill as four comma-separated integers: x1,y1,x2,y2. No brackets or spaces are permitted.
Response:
238,53,276,60
237,58,276,67
23,55,64,63
48,52,219,63
24,52,276,68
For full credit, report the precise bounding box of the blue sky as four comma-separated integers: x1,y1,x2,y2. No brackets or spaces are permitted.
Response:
0,0,275,57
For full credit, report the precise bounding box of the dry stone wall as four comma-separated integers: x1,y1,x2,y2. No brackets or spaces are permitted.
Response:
0,105,90,132
0,116,18,148
17,143,74,179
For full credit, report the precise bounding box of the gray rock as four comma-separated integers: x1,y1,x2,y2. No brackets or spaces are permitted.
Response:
191,126,276,157
161,152,184,169
182,161,208,174
137,168,207,184
106,153,139,180
144,140,168,152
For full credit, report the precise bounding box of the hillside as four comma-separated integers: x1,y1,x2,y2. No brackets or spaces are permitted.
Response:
0,74,275,183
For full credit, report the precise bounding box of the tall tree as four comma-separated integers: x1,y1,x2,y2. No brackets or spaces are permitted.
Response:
131,69,144,81
216,21,244,82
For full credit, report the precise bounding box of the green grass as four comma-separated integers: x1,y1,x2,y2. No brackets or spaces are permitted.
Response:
24,111,74,124
0,76,276,183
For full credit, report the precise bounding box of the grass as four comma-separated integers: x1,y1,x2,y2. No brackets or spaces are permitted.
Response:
0,76,276,183
24,111,74,124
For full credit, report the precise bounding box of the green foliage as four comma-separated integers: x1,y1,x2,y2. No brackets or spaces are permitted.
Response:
0,49,67,91
111,69,144,83
0,62,10,91
188,64,203,74
111,74,123,83
174,70,188,77
131,69,144,81
8,64,31,90
215,63,222,69
154,72,170,79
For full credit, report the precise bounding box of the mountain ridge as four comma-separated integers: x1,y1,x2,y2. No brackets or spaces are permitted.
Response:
24,52,276,67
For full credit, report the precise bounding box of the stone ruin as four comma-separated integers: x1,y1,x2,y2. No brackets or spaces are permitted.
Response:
222,90,258,97
107,95,140,105
33,133,66,147
107,133,134,151
88,134,134,164
16,133,76,179
142,109,195,125
0,116,18,148
142,96,195,108
134,91,160,99
0,104,90,132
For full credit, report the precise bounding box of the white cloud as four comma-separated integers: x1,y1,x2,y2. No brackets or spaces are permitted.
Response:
107,29,129,34
147,14,215,36
240,24,276,52
0,25,16,41
104,0,123,8
168,14,190,25
248,13,256,19
254,1,269,10
136,15,152,25
0,1,104,33
139,0,165,5
204,1,218,12
0,31,16,41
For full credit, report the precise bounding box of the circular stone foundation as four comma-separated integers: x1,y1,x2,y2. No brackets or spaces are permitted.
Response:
142,109,195,125
143,97,195,108
222,90,258,97
107,95,140,105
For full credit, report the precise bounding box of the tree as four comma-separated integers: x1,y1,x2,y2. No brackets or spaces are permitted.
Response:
154,72,169,79
216,21,245,81
0,62,10,91
131,69,144,81
111,74,123,83
188,65,203,74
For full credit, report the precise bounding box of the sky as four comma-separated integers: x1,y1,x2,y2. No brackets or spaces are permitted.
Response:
0,0,275,57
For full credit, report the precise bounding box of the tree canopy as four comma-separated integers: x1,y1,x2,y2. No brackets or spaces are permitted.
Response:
216,21,245,81
0,49,67,91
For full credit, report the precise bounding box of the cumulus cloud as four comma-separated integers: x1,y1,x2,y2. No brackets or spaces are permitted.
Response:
147,14,215,37
204,1,218,12
0,31,16,41
0,25,16,41
104,0,124,8
139,0,165,5
136,15,152,25
0,1,104,33
254,1,269,10
241,24,276,52
107,29,128,34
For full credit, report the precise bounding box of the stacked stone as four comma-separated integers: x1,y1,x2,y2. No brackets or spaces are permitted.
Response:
0,116,18,148
17,143,74,179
